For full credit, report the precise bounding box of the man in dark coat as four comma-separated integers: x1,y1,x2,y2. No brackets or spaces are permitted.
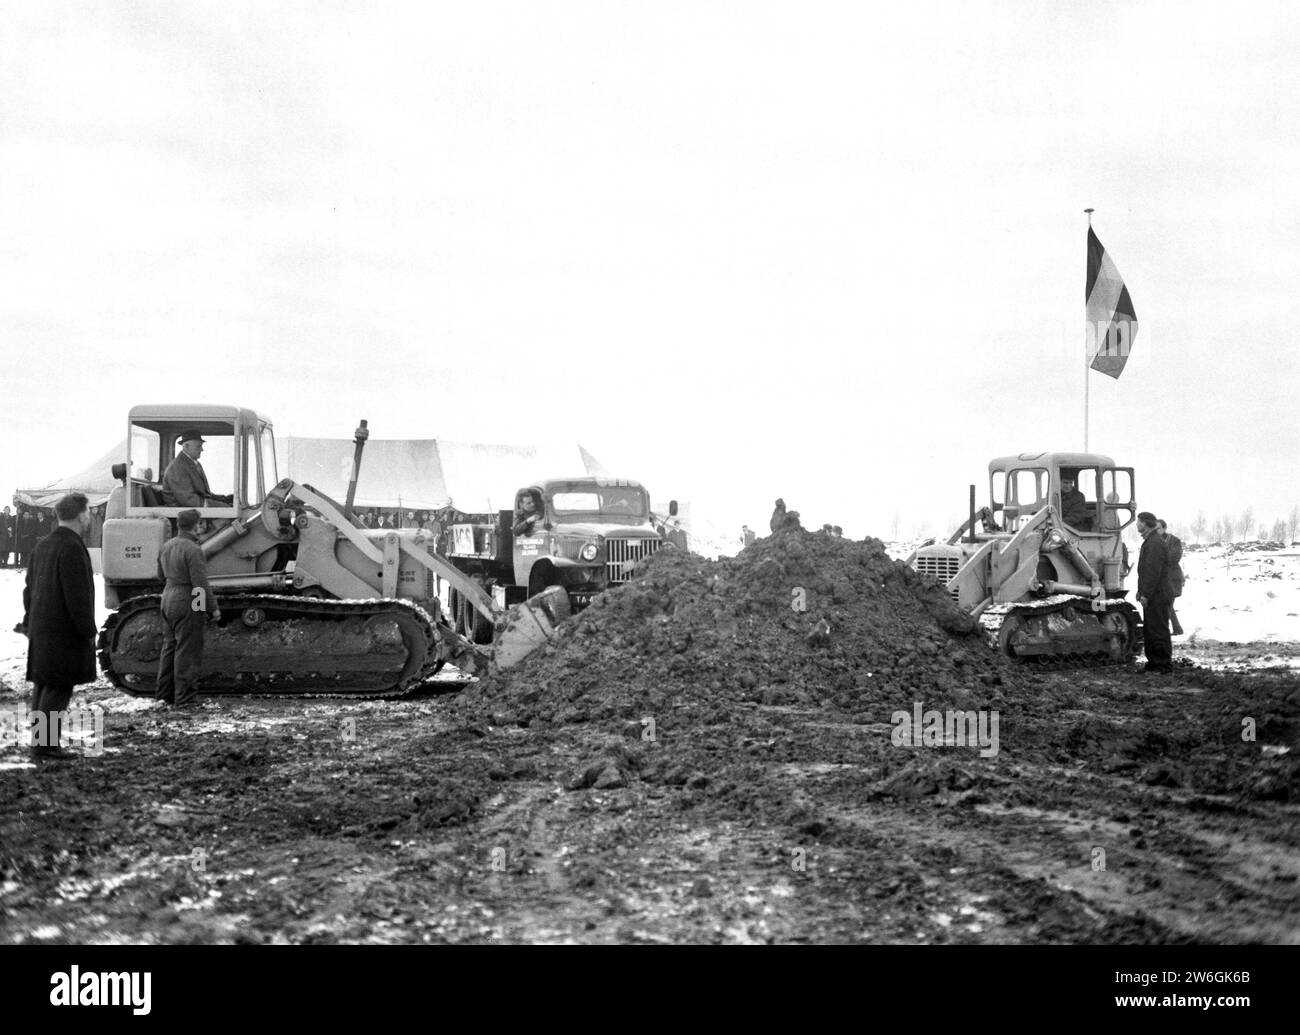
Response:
770,499,786,533
0,505,12,566
1157,519,1185,636
19,492,97,760
16,507,39,567
157,509,220,707
1136,511,1173,674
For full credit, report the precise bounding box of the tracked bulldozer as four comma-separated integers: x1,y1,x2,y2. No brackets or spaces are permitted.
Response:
908,452,1142,663
97,405,575,698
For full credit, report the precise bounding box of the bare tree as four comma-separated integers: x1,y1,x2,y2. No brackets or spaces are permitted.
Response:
1238,507,1254,543
1290,504,1299,544
1211,517,1224,544
1221,513,1236,543
1190,510,1208,544
1271,518,1288,544
891,509,901,542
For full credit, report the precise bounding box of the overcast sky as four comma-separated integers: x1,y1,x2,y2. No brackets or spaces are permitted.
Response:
2,1,1298,542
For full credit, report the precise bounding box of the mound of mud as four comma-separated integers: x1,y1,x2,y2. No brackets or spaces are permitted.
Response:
470,530,1025,729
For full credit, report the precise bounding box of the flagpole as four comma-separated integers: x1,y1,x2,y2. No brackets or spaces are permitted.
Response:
1084,208,1094,451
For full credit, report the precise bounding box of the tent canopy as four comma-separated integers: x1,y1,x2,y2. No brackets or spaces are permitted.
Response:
13,436,610,515
14,439,128,508
278,437,608,514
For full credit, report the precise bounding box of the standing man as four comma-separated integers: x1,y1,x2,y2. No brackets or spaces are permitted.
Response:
0,505,12,566
770,499,787,534
16,507,38,567
1157,519,1185,636
19,492,97,760
1136,511,1173,674
741,525,756,548
156,509,221,707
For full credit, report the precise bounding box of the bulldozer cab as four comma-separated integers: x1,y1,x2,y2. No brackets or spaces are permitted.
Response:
113,405,277,519
990,453,1134,534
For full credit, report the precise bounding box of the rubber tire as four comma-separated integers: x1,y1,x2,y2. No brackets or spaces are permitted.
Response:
447,588,464,636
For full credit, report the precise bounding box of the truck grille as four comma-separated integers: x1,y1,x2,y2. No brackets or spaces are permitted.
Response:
913,552,961,587
606,537,662,585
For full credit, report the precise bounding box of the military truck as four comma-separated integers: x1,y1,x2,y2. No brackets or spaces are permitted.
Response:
439,478,670,643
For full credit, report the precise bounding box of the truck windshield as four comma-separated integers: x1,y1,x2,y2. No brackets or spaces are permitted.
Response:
551,487,647,521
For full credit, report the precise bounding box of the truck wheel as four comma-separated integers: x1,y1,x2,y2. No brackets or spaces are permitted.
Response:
468,599,493,644
447,588,464,635
528,563,558,598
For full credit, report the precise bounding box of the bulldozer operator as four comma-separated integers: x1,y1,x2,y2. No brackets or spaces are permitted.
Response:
1059,470,1093,531
161,430,233,508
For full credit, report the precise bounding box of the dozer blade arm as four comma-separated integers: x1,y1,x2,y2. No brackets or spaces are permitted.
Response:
947,538,996,611
275,480,501,623
990,505,1052,603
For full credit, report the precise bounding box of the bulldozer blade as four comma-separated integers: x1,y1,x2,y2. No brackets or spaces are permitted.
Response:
433,622,491,677
491,586,572,670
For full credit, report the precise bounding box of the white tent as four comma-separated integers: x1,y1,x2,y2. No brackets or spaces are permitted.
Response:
13,439,128,508
12,434,610,516
278,437,608,514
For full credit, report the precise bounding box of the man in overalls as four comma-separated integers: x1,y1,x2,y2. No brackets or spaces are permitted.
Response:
156,509,221,707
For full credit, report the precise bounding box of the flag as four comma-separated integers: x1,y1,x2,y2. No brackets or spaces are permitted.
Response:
1085,226,1138,379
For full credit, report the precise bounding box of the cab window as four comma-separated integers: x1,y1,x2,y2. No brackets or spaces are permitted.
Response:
1009,469,1046,510
260,425,277,494
1100,469,1135,529
129,427,161,481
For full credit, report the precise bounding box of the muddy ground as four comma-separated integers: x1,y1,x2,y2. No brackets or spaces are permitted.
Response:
2,534,1298,944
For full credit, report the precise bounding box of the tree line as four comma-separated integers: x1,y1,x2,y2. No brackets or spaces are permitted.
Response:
1173,504,1300,546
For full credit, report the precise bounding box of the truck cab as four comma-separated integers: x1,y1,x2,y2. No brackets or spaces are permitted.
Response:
510,479,664,604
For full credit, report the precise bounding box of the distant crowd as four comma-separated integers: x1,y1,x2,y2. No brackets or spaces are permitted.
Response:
1,502,108,565
357,508,443,533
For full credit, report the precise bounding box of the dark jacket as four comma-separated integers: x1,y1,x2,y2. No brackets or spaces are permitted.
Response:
17,512,39,548
22,526,98,686
159,531,213,598
0,514,11,550
1060,488,1092,530
162,451,213,507
1162,533,1185,598
1137,530,1170,603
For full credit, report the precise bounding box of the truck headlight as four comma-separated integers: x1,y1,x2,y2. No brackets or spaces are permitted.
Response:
580,542,599,562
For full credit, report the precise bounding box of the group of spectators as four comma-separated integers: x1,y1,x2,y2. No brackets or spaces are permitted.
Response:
0,504,57,568
358,508,442,533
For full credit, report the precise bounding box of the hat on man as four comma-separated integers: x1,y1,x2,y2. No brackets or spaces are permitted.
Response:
179,429,205,445
177,509,201,530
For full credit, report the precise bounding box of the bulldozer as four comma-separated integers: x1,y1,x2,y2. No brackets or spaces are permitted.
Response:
97,405,578,698
907,452,1142,662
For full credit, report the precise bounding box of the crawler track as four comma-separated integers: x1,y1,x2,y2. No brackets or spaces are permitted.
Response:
98,593,442,699
979,595,1141,669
